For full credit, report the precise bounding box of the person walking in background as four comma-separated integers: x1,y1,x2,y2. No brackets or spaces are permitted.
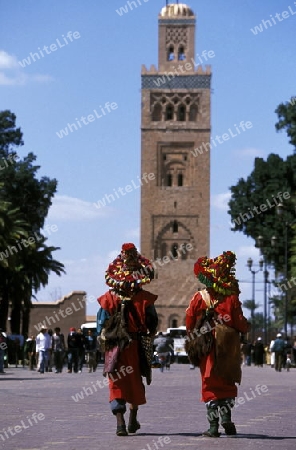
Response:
0,328,7,374
153,332,173,372
271,333,285,372
164,333,174,369
186,251,250,437
269,338,275,368
46,329,53,372
292,337,296,365
283,336,292,369
85,329,97,373
253,337,265,367
77,328,85,373
241,340,252,366
36,326,51,374
24,336,36,370
52,327,65,373
67,328,79,373
264,343,271,365
97,243,158,436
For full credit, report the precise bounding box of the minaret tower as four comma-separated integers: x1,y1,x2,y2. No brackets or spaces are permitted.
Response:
140,2,211,329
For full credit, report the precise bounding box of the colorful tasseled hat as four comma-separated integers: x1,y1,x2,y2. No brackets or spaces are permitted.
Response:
105,243,154,297
193,251,240,296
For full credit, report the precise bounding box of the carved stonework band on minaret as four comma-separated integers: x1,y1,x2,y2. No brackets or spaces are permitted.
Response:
141,3,211,330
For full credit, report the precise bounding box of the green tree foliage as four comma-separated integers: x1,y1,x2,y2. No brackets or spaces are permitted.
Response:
253,312,264,334
229,98,296,334
0,110,65,335
0,198,29,269
275,98,296,328
242,299,260,320
228,153,296,271
268,294,285,332
275,96,296,149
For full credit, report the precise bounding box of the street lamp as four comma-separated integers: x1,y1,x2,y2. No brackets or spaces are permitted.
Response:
247,257,263,342
275,203,296,337
256,235,277,344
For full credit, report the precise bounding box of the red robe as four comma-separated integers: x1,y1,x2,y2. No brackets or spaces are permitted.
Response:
97,289,157,406
186,291,249,402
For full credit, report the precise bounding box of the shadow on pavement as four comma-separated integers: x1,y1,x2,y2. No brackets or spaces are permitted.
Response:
0,376,48,381
135,432,296,440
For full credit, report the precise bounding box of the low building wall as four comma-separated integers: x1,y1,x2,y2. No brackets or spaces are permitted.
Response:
28,291,87,337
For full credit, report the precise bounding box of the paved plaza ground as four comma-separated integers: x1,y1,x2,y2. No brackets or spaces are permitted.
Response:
0,362,296,450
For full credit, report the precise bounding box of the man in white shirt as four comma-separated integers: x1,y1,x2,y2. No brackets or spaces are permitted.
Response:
36,326,51,374
269,339,275,368
0,328,7,373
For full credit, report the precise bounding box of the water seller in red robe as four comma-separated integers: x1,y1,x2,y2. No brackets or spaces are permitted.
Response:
97,243,158,436
186,251,250,437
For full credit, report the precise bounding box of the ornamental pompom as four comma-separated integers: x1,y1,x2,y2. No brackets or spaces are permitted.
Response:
122,243,136,252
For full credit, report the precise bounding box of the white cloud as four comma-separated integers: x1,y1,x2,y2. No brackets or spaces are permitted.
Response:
47,194,111,221
236,147,265,158
31,74,54,83
211,192,231,210
0,49,53,86
0,50,18,69
0,72,24,85
236,245,261,258
35,253,113,314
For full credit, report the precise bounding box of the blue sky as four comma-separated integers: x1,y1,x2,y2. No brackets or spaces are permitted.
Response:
1,0,295,317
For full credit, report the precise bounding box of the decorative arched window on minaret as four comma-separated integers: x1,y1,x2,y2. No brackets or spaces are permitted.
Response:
177,104,186,121
152,103,162,121
177,173,183,186
165,104,174,120
178,45,185,60
167,45,174,61
189,104,198,121
166,173,172,186
171,243,178,257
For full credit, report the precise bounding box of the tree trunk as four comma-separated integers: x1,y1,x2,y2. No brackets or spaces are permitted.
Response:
0,284,9,331
10,297,21,335
22,305,31,339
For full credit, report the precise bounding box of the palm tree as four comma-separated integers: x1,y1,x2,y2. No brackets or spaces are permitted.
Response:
0,201,28,267
242,299,260,319
0,198,28,330
9,236,65,336
0,195,65,334
0,111,62,335
242,299,260,341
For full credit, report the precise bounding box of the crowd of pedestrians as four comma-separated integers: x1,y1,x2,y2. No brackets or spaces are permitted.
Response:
16,326,100,375
241,333,295,371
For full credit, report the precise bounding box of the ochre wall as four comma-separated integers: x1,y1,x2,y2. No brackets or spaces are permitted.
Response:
28,291,87,337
